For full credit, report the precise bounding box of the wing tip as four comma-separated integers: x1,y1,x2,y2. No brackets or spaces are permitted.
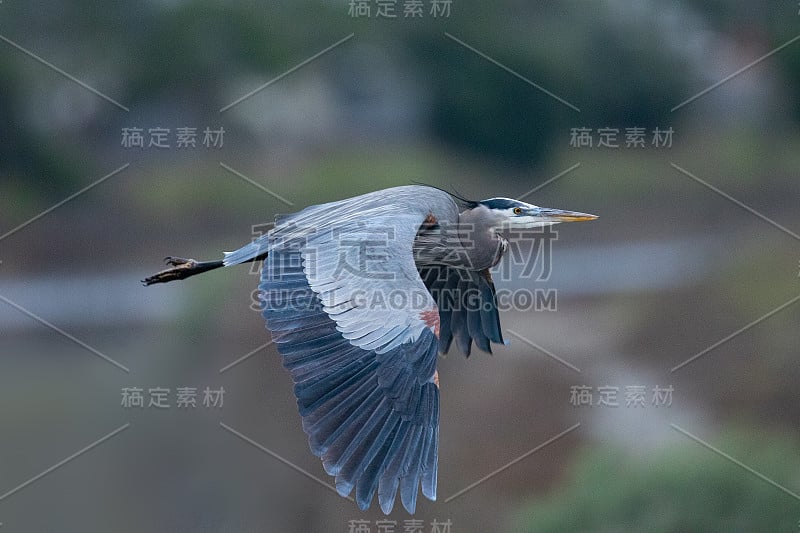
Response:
379,498,394,514
336,478,355,498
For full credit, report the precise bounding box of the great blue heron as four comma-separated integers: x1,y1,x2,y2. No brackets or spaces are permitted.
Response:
143,185,596,514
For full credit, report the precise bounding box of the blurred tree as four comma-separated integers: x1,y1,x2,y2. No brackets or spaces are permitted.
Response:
406,2,692,168
679,0,800,123
2,0,798,197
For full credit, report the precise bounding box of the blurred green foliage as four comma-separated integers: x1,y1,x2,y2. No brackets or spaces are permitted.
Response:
4,0,800,201
512,429,800,532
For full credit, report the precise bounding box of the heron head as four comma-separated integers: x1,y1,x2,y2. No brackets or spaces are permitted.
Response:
476,197,598,229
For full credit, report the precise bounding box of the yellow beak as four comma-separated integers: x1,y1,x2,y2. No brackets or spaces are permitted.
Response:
540,208,599,223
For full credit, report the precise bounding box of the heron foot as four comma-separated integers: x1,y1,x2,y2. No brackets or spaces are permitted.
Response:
142,257,200,286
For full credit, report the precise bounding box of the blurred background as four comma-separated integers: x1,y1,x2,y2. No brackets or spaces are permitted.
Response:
1,1,799,531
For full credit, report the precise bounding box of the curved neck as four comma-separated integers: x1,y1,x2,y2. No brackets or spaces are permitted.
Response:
455,207,506,270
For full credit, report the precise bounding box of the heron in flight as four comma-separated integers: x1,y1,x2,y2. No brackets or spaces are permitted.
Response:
143,185,596,514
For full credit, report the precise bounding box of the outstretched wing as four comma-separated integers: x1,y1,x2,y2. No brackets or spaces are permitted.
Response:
420,266,505,356
254,186,459,513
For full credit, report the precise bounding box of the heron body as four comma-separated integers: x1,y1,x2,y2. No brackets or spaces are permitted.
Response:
143,184,596,514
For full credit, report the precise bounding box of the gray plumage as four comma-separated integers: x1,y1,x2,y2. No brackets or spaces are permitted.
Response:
143,184,597,514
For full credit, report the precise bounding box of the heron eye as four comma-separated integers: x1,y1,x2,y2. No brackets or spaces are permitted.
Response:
513,207,523,215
